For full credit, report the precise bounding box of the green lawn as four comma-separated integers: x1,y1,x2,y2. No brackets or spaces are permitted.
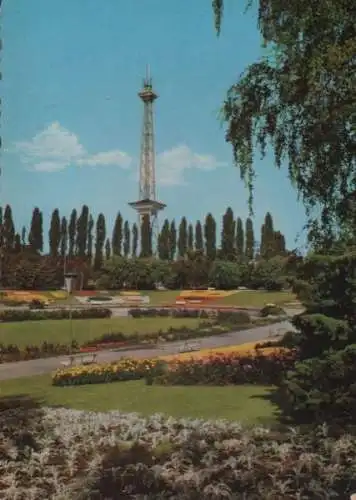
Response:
0,374,277,424
113,289,297,307
145,290,298,307
0,317,202,348
211,290,297,307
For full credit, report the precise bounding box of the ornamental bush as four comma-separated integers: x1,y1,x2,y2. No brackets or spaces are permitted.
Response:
279,251,356,427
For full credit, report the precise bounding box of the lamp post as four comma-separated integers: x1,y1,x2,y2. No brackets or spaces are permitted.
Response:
64,272,78,355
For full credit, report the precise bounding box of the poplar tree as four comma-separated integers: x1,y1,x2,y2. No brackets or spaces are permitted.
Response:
14,234,22,253
169,220,177,260
76,205,89,258
221,207,235,260
274,231,286,254
3,204,15,251
94,213,106,270
21,226,26,248
236,217,244,258
112,212,123,256
204,213,216,259
68,209,77,258
60,217,68,258
123,220,130,257
158,219,170,260
261,212,275,259
245,217,255,261
140,215,152,258
28,207,43,253
188,223,194,251
132,223,138,258
87,215,94,261
105,238,111,261
49,208,61,257
178,217,188,257
195,221,204,252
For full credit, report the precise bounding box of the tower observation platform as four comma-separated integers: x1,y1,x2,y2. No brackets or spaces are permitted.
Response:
128,67,166,249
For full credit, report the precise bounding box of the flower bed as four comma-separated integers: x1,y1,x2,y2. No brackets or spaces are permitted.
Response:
52,357,164,386
52,344,297,387
153,349,297,386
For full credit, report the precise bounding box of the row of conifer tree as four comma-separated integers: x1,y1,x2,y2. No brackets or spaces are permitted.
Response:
0,205,286,268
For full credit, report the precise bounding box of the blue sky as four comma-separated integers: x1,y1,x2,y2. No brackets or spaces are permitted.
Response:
2,0,307,250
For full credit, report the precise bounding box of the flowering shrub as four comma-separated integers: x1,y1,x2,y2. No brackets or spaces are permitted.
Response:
153,349,297,386
1,404,356,499
52,358,166,386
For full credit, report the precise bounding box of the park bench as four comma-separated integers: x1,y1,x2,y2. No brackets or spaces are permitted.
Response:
60,352,98,367
178,340,201,353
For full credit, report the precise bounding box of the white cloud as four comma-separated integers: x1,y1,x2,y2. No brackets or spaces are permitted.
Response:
14,124,225,185
15,122,132,172
156,145,226,186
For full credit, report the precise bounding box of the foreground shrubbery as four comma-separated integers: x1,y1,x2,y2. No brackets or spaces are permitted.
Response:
0,307,112,322
1,403,356,499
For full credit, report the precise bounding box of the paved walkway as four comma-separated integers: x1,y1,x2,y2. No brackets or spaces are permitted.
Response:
0,320,296,381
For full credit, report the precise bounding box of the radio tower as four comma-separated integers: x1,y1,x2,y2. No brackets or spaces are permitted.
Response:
128,66,165,253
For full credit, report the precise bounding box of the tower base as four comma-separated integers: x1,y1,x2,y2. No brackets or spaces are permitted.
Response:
128,198,166,256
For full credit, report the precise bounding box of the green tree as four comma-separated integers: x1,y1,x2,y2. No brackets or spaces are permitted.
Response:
140,215,152,258
112,212,123,256
49,208,61,257
123,220,130,257
3,204,15,251
105,238,111,261
21,226,26,247
68,209,77,258
28,207,43,253
188,223,194,251
260,212,275,259
87,214,94,261
212,0,356,239
274,231,286,255
14,233,22,253
94,213,106,270
204,213,216,259
245,217,255,260
236,217,244,258
195,220,203,252
60,217,68,258
221,207,235,260
76,205,89,258
178,217,188,257
132,223,138,258
169,220,177,260
158,219,170,260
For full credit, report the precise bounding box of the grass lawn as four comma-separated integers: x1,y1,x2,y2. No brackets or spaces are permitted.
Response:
210,290,298,307
0,317,203,348
145,289,298,307
112,289,298,307
0,374,278,424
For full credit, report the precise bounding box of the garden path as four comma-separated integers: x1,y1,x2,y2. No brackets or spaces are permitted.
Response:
0,320,296,381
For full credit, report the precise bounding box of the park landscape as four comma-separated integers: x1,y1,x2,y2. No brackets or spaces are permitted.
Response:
1,0,356,498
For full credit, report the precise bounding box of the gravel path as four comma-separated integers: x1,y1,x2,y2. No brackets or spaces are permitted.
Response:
0,320,296,381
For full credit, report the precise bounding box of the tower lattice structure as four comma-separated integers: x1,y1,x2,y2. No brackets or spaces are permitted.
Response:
128,67,165,253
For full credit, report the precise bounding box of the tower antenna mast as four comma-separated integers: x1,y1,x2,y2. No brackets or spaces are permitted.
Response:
128,67,166,255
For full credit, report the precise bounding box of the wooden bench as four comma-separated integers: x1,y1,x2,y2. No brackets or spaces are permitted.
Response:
60,353,98,367
178,341,201,353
